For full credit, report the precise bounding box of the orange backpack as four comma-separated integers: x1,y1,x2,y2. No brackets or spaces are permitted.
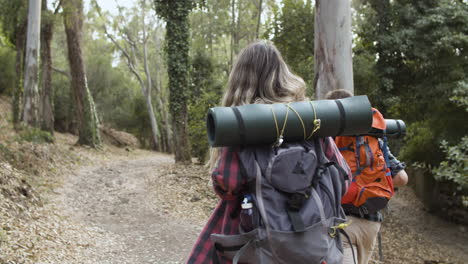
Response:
335,108,394,215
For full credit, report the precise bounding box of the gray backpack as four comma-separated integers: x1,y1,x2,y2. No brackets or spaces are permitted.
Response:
211,138,348,264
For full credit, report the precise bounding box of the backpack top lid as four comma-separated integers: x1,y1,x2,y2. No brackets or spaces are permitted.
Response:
371,108,386,131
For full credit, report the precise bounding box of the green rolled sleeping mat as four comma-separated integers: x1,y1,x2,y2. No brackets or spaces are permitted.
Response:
367,119,406,138
384,119,406,138
206,95,374,147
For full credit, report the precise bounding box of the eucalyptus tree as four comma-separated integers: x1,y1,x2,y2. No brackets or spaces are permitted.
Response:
93,0,165,150
154,0,203,163
21,0,42,126
314,0,354,99
62,0,101,147
40,0,61,133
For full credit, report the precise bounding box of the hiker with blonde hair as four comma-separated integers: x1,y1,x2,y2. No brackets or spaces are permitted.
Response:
187,41,351,264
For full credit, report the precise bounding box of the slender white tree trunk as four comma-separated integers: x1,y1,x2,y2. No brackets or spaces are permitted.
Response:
144,91,159,148
314,0,354,99
22,0,42,126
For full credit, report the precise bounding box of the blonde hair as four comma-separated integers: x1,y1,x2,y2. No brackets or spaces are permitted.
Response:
209,40,306,169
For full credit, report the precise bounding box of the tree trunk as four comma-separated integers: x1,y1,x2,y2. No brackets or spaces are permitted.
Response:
166,14,191,163
144,89,160,149
255,0,263,39
314,0,354,99
40,0,54,134
158,84,172,153
155,37,172,153
63,0,101,147
230,0,236,68
22,0,42,126
143,40,160,150
13,23,26,127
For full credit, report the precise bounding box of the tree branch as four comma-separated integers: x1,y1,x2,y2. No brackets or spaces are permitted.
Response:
53,0,62,14
52,66,70,78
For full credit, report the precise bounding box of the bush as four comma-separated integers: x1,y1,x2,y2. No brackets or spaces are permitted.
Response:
400,121,442,164
0,44,16,95
188,52,222,163
188,88,221,164
432,136,468,191
15,127,54,143
127,94,154,149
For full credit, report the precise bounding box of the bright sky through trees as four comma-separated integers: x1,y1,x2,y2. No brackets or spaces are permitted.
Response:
84,0,134,14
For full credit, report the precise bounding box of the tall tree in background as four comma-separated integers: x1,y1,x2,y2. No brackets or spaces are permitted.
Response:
229,0,260,68
62,0,101,147
268,0,314,93
21,0,42,126
190,0,232,76
93,0,163,151
0,0,28,126
314,0,353,99
40,0,59,133
255,0,263,39
154,0,199,163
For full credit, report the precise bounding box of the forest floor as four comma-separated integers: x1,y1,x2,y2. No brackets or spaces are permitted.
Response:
0,95,467,264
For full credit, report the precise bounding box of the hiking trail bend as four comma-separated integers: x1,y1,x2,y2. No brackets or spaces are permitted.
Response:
53,152,202,264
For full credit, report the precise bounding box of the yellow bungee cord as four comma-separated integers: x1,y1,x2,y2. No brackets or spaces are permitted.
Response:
271,101,322,145
307,101,321,139
271,104,289,146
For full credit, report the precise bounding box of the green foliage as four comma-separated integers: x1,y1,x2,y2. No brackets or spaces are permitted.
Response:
0,0,27,45
450,80,468,112
400,122,442,164
52,72,74,133
354,0,468,169
0,43,15,95
126,94,154,148
267,0,314,94
190,0,231,79
432,136,468,190
188,52,222,163
188,90,221,163
155,0,192,114
15,127,54,143
353,46,380,103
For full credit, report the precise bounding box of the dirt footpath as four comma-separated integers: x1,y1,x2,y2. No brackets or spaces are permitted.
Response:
54,152,204,264
49,148,468,264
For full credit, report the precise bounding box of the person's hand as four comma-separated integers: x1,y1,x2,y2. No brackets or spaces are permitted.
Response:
393,170,408,187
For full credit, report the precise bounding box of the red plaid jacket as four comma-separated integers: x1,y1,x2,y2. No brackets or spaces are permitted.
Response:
186,137,351,264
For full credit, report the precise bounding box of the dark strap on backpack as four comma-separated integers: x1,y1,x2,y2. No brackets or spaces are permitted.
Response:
339,229,357,264
232,107,246,146
334,99,347,136
287,193,307,232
